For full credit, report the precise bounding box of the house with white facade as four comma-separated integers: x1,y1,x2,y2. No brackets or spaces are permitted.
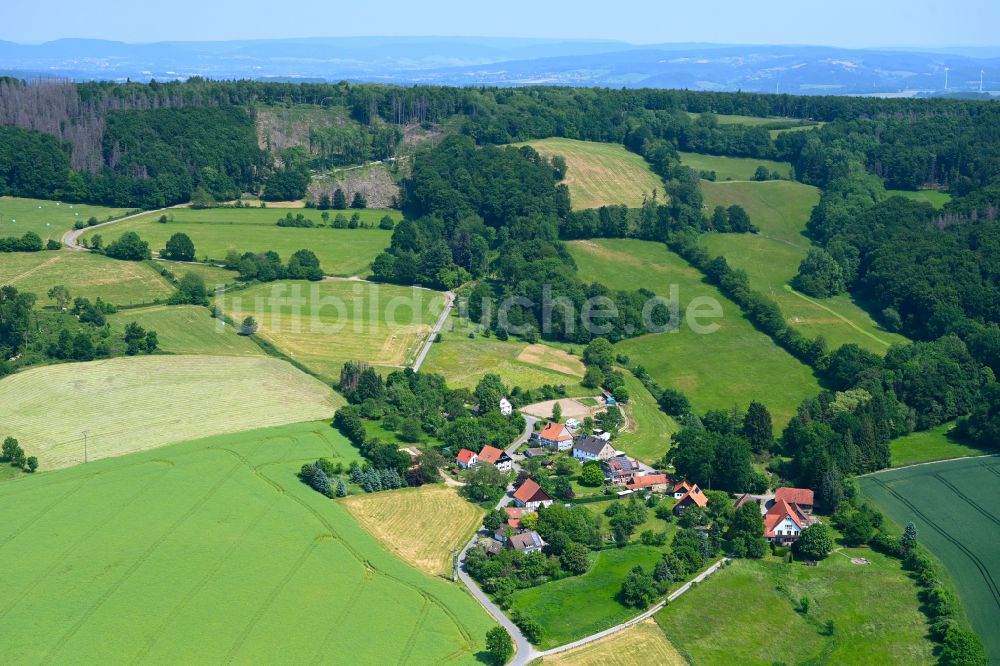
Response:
499,397,513,416
764,499,809,545
572,435,616,462
477,445,513,472
539,422,573,451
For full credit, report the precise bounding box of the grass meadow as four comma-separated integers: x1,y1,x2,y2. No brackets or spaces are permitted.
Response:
568,239,820,427
108,305,265,357
222,280,446,380
678,152,793,181
79,206,398,277
0,355,341,469
889,422,988,467
699,179,909,353
0,252,175,306
886,189,952,208
516,138,664,209
656,552,935,665
160,260,241,288
0,196,131,243
341,484,483,578
541,618,686,666
860,456,1000,664
615,371,679,465
0,422,495,663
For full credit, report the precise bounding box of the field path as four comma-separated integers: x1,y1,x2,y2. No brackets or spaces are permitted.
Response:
62,205,178,250
412,290,455,372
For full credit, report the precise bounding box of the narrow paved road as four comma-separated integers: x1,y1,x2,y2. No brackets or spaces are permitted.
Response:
411,291,454,371
62,205,175,250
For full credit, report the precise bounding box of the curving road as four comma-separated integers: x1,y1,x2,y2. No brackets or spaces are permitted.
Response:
62,206,175,250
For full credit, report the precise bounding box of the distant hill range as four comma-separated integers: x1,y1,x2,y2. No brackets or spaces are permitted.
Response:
1,37,999,95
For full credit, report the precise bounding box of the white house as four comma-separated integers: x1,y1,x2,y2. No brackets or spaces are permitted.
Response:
478,445,513,472
764,499,808,545
540,422,573,451
456,448,478,469
499,397,513,416
572,435,617,462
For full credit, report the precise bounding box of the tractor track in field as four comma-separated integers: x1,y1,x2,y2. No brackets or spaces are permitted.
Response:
309,575,372,665
931,473,1000,528
398,597,432,665
868,476,1000,611
42,459,245,663
0,477,90,551
981,461,1000,480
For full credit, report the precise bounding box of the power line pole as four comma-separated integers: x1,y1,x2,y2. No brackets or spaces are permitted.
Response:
452,547,459,582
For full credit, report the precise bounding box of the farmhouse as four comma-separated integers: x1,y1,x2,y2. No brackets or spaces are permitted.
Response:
456,448,478,469
672,480,696,499
626,473,670,493
540,422,573,451
673,483,708,515
513,478,554,510
775,487,815,514
572,435,616,462
478,445,513,472
605,456,640,486
764,498,809,545
499,397,513,416
507,530,545,554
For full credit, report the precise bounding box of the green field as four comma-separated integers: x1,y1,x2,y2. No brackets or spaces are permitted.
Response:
108,305,265,357
511,545,664,649
422,315,587,390
569,239,820,427
889,422,988,467
615,371,679,465
657,552,935,665
0,422,494,663
515,138,664,209
699,180,909,353
79,207,398,277
678,152,793,181
0,252,176,306
886,189,952,208
861,457,1000,663
159,260,240,289
222,280,445,380
0,196,131,243
0,355,341,469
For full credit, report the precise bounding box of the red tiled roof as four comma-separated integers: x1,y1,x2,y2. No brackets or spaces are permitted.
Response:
775,487,815,506
478,445,504,464
513,478,552,504
505,507,527,529
673,480,693,493
456,448,477,464
764,499,806,538
626,474,669,490
676,484,708,508
540,422,572,441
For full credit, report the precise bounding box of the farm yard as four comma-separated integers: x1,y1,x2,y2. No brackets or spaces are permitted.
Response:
541,618,686,666
221,280,446,380
0,196,131,243
569,238,820,427
341,484,483,578
0,252,176,306
515,138,664,209
0,355,341,469
698,179,908,353
0,423,495,663
79,206,398,277
678,152,793,181
656,552,936,665
860,457,1000,663
107,305,265,357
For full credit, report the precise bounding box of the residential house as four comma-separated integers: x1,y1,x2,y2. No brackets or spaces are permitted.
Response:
734,493,760,511
775,487,815,514
507,531,546,554
539,422,573,451
499,397,513,416
626,473,670,493
673,483,708,515
478,537,504,558
605,456,640,486
764,499,809,545
478,445,513,472
672,480,695,499
572,435,616,462
505,507,530,530
456,448,478,469
513,478,554,510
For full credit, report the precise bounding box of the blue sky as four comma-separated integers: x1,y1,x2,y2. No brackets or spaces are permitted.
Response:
2,0,998,47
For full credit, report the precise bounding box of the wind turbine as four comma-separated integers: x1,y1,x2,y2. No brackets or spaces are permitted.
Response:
944,67,950,91
981,69,985,93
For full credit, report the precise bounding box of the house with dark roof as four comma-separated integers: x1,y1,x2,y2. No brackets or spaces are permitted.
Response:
539,422,573,451
477,445,513,472
572,435,616,462
604,456,640,486
764,498,809,545
673,482,708,515
506,530,545,554
456,448,478,469
478,537,504,558
513,478,554,510
775,487,815,514
524,447,547,459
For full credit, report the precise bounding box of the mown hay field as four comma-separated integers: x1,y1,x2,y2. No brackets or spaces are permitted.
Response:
516,138,664,209
0,196,131,243
678,151,793,181
342,484,484,578
0,422,494,663
860,457,1000,663
108,305,265,357
79,206,399,277
541,619,686,666
0,252,175,306
0,355,341,469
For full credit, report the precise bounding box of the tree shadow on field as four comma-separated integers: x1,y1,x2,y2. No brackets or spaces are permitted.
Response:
474,649,497,665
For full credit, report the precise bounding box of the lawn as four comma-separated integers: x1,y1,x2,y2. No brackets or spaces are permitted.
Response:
511,545,664,649
0,355,341,470
515,138,664,209
569,239,820,427
423,316,586,390
79,206,398,277
678,151,793,181
581,498,678,546
541,618,686,666
108,305,265,357
889,422,989,467
0,252,176,306
341,484,483,578
221,280,446,380
656,553,935,665
615,371,679,465
0,422,494,663
887,189,952,208
860,456,1000,664
699,180,909,353
0,196,131,243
